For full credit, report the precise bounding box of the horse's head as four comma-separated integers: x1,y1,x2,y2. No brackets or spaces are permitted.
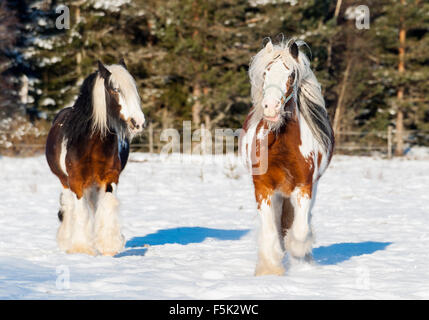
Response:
261,41,299,126
96,59,145,137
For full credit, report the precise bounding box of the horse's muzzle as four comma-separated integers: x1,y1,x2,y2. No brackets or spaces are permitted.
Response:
127,117,145,134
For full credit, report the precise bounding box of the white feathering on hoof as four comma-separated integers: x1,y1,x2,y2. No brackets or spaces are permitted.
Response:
94,185,125,256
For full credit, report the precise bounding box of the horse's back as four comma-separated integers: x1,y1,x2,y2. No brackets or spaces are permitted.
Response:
52,107,72,125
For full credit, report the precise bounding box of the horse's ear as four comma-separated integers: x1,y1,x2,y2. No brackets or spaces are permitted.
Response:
119,58,127,69
265,40,274,53
97,60,111,79
289,42,299,60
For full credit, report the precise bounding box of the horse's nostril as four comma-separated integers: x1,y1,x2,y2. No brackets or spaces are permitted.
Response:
264,104,268,109
129,118,145,131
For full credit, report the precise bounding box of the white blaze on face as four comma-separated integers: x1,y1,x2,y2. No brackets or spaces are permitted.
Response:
107,65,145,135
262,60,291,120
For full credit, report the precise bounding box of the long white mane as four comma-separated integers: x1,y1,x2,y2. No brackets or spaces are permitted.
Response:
91,64,141,137
247,38,333,154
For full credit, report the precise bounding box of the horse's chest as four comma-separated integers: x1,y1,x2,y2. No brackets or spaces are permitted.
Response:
72,136,122,172
117,137,130,171
262,129,317,185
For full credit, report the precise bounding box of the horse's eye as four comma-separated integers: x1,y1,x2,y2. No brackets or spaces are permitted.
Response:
113,87,120,93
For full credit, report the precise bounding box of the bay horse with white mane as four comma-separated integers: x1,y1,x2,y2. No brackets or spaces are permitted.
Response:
240,39,334,276
46,59,145,256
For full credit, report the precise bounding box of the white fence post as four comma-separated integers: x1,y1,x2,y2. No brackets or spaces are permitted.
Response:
387,126,393,159
148,122,154,154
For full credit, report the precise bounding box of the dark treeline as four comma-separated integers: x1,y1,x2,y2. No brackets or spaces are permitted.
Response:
0,0,428,155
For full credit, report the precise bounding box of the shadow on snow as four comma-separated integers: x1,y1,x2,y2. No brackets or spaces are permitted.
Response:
116,226,249,258
312,241,392,265
117,228,390,264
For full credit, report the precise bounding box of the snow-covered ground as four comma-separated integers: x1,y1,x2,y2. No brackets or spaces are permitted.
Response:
0,153,428,299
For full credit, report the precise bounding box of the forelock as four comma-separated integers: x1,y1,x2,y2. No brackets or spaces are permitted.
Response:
106,64,138,94
106,64,141,111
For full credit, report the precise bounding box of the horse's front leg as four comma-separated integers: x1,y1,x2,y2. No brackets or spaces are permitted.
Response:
255,192,285,276
94,183,125,256
65,191,96,255
285,185,315,260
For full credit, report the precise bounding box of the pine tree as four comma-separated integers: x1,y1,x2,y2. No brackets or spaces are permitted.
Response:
134,0,253,130
14,0,153,119
4,0,428,155
369,0,429,154
0,1,19,116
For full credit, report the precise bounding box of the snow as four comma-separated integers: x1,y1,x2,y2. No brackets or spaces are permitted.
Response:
32,37,55,50
91,0,131,12
0,153,428,299
405,146,429,160
40,98,55,107
249,0,298,7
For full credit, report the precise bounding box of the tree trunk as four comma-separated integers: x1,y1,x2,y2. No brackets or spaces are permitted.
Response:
19,74,29,105
148,122,154,153
333,56,352,139
76,51,82,81
395,101,404,156
334,0,342,19
74,4,84,83
395,0,406,156
327,0,342,69
161,108,168,130
192,82,202,128
204,114,211,131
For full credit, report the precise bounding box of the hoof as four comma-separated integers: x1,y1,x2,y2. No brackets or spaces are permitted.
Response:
66,243,97,256
99,250,120,257
95,234,125,256
285,236,313,259
255,264,285,276
288,252,314,265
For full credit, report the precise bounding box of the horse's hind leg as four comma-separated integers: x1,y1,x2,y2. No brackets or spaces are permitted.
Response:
255,193,285,276
281,196,294,240
285,185,314,260
94,183,125,256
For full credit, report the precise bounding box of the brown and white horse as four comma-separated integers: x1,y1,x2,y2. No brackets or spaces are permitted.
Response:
240,39,334,276
46,59,145,256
